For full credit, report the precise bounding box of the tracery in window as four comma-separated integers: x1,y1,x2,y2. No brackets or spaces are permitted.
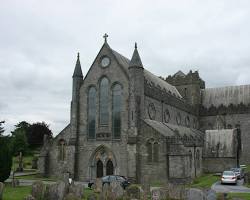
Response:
112,84,122,139
99,77,109,125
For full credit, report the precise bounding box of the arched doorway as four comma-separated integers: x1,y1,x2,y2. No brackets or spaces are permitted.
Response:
96,160,103,178
106,159,114,175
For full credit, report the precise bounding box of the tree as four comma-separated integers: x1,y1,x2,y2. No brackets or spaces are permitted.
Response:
27,122,53,148
11,121,30,155
0,136,12,182
12,129,28,155
0,120,5,135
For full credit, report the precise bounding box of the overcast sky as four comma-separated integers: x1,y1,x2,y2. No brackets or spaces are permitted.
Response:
1,0,250,135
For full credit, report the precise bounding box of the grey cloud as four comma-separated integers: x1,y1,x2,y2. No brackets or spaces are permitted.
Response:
1,0,250,135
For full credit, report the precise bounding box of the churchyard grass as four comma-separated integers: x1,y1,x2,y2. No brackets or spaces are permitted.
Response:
12,155,35,170
15,174,57,181
217,192,250,200
83,188,99,200
3,184,31,200
189,173,219,189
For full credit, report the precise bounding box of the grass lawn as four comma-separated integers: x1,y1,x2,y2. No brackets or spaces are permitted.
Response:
15,174,57,182
217,192,250,200
3,185,31,200
12,155,35,170
189,173,219,189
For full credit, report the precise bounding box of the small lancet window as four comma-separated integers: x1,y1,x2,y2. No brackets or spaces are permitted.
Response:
59,139,66,161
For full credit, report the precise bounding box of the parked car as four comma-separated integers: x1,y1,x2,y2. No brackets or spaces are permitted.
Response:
221,171,237,185
231,168,244,179
88,175,130,189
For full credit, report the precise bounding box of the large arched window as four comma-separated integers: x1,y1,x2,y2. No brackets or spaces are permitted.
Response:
88,87,96,139
112,84,122,139
99,77,109,125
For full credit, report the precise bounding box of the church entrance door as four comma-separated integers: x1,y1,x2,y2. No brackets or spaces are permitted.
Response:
106,159,114,175
96,160,103,178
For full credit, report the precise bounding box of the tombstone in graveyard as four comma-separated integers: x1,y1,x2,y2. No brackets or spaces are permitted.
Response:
0,182,4,200
68,183,84,199
126,184,141,199
31,181,46,200
16,151,23,172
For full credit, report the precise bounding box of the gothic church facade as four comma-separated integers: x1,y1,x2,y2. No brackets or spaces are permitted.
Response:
38,37,250,184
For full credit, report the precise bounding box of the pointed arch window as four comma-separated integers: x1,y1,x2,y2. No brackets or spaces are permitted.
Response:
58,139,66,161
100,77,109,125
88,87,96,139
112,84,122,139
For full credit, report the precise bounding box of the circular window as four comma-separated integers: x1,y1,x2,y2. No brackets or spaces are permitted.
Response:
163,109,170,123
148,103,156,120
176,113,181,125
185,116,190,127
100,56,111,67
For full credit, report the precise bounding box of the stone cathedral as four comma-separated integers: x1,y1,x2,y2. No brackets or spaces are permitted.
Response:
38,36,250,184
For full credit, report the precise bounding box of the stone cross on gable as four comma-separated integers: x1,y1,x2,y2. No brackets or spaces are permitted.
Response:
103,33,108,43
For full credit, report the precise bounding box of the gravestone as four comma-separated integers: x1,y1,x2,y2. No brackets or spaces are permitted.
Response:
44,181,67,200
0,182,4,200
24,195,35,200
68,183,84,199
110,181,124,198
63,193,81,200
93,178,102,192
186,188,205,200
31,181,46,200
16,151,23,172
151,188,169,200
32,157,38,169
126,185,140,199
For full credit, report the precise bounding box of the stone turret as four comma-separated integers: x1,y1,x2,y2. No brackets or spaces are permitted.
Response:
128,43,144,135
71,53,83,180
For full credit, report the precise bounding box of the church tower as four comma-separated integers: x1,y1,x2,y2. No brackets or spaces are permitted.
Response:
71,53,83,179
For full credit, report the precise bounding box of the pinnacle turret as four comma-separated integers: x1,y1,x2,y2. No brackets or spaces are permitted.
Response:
73,53,83,77
129,42,143,68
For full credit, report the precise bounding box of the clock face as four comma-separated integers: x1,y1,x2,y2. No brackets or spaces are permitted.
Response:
101,56,110,67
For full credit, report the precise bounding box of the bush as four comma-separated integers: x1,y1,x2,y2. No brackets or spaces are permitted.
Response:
0,136,12,182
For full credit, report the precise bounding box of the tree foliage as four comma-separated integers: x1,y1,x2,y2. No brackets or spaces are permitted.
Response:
27,122,53,148
0,136,12,182
0,120,5,135
11,121,53,149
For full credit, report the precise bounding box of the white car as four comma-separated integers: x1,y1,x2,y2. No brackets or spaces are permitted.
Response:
221,171,237,185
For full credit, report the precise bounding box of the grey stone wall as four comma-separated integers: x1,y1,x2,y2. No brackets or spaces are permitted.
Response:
75,44,132,181
139,122,168,184
144,95,198,129
200,113,250,164
45,125,75,178
203,158,237,173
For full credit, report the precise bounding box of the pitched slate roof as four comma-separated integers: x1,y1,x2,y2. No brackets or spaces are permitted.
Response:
144,119,203,138
201,85,250,108
110,47,182,99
